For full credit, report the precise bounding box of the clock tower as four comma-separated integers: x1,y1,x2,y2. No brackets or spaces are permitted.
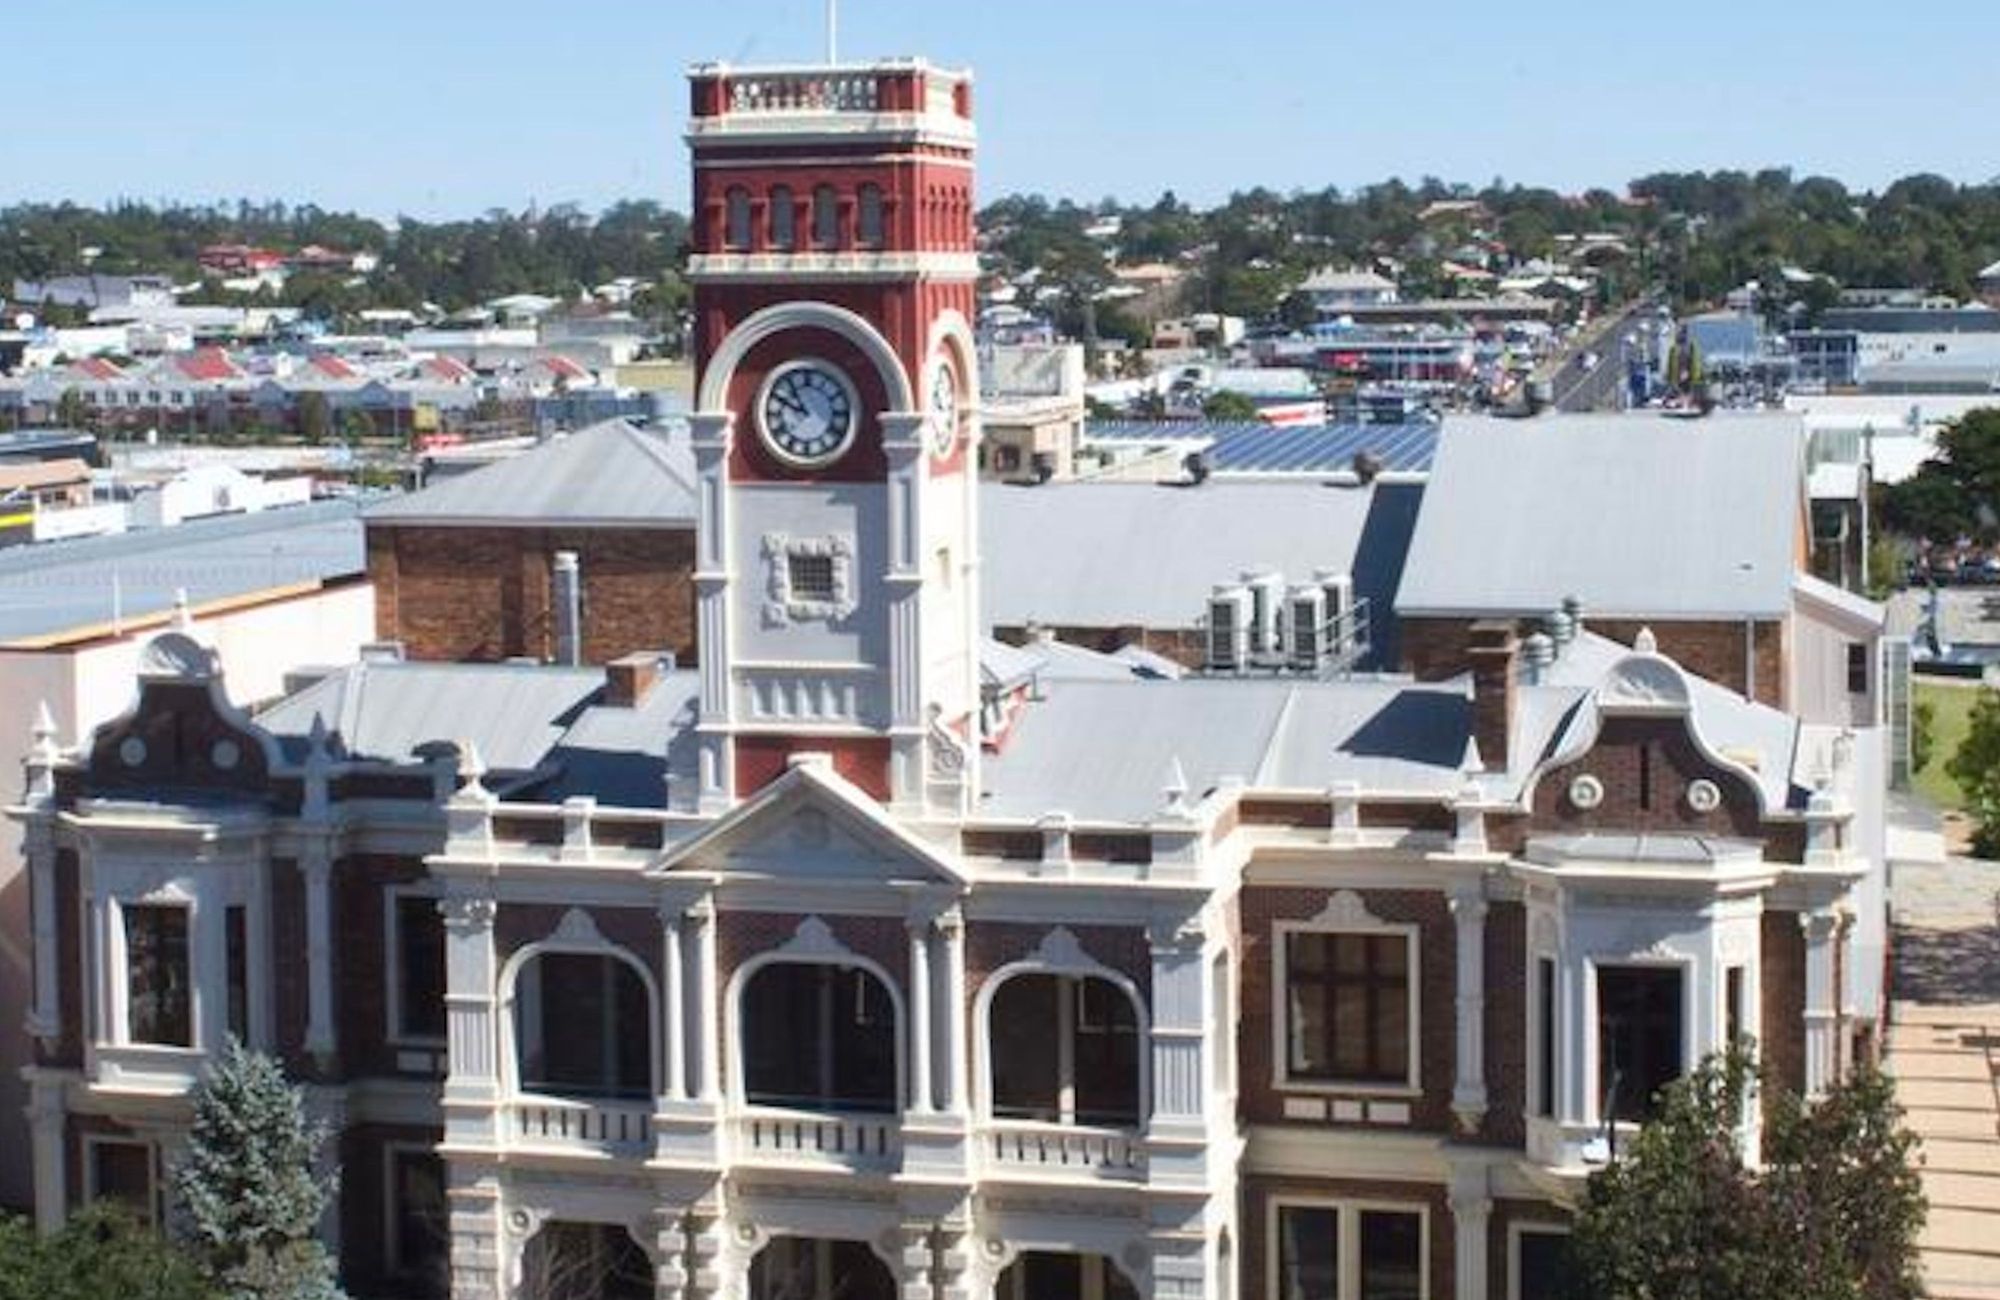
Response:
683,58,982,817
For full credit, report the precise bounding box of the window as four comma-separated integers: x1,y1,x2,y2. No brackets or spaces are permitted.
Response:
857,184,884,248
386,1146,449,1299
1534,956,1556,1119
1510,1226,1572,1300
1283,931,1414,1087
996,1254,1138,1300
769,185,796,250
125,904,191,1047
392,893,446,1042
1637,744,1653,810
1596,965,1683,1123
1725,965,1745,1045
515,953,651,1100
788,552,837,604
725,187,752,251
226,905,249,1043
1847,642,1869,695
86,1138,156,1226
1274,1203,1426,1300
751,1237,898,1300
812,185,840,248
741,963,897,1112
989,973,1141,1127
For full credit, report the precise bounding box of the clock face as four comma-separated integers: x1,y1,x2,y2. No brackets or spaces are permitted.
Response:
927,359,959,457
758,360,858,467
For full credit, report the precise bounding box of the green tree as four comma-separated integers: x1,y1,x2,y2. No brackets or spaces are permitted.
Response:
0,1205,215,1300
1946,688,2000,856
296,392,331,446
1911,697,1937,775
1200,390,1262,422
1568,1048,1926,1300
170,1042,342,1300
55,387,90,430
336,408,375,444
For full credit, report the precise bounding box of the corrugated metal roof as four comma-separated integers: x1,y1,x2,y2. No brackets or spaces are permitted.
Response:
981,478,1422,668
1395,413,1805,619
1084,420,1439,475
365,418,697,526
0,500,364,645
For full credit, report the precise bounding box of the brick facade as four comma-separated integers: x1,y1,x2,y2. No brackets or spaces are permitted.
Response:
368,524,697,667
1399,614,1787,705
1761,910,1807,1099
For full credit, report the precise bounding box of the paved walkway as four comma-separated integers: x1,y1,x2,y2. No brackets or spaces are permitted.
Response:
1887,854,2000,1299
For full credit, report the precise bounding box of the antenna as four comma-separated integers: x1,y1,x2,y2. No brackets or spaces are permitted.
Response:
826,0,838,63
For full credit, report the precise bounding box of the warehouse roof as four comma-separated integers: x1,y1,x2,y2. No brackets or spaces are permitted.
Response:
365,418,697,527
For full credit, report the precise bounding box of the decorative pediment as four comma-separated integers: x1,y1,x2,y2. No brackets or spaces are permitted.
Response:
1597,653,1692,715
1303,889,1388,930
84,633,278,800
652,759,964,886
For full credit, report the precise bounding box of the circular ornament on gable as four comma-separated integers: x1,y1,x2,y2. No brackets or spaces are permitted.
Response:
1686,778,1722,813
119,736,147,767
1568,773,1605,810
212,739,241,771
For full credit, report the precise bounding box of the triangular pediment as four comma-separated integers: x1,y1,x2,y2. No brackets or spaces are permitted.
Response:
652,761,964,885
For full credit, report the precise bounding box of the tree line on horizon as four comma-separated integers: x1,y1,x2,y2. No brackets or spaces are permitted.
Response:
3,169,1996,336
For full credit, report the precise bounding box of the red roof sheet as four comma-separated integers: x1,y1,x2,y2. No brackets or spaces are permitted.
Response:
309,354,359,380
174,347,242,383
72,356,124,381
421,355,475,382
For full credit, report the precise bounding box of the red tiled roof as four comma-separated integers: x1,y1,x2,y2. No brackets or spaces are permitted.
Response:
309,354,359,380
71,356,124,381
422,355,475,382
540,355,588,380
174,347,242,382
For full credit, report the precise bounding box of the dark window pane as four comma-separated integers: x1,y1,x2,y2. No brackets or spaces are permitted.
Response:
770,186,796,250
125,905,191,1047
1536,958,1556,1119
390,1149,450,1298
226,905,248,1043
742,964,896,1112
1359,1210,1422,1300
1516,1230,1572,1300
1277,1207,1338,1300
813,186,840,248
857,185,884,248
90,1142,153,1224
1597,966,1683,1122
1072,978,1139,1127
399,896,446,1039
990,975,1060,1121
521,954,650,1100
1285,932,1412,1085
726,188,752,250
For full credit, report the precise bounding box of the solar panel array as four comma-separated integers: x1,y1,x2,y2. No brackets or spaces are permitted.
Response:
1083,420,1439,475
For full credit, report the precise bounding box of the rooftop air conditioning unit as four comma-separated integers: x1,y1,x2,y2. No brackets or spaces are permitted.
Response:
1207,585,1252,673
1242,569,1286,662
1287,584,1328,672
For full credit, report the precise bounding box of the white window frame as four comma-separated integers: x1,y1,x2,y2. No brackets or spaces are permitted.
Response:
384,884,447,1048
1266,1196,1430,1300
1506,1222,1570,1300
382,1139,447,1283
1584,955,1694,1130
1272,906,1422,1096
112,894,198,1051
82,1134,159,1226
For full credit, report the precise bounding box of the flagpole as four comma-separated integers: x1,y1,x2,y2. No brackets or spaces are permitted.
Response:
827,0,838,63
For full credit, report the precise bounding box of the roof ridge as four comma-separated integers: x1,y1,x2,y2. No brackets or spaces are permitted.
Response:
612,418,698,495
1249,685,1303,788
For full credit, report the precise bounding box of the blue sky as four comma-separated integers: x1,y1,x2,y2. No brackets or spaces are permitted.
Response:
4,0,1995,218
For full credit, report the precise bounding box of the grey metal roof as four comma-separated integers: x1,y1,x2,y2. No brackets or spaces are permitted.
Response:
980,677,1474,823
1395,413,1805,619
365,418,697,527
1083,420,1439,476
0,500,364,646
980,478,1422,668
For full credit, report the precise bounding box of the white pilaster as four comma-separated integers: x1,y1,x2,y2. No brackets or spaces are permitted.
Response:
1801,910,1841,1097
300,842,336,1066
440,895,501,1147
691,411,736,814
1447,1163,1492,1300
689,899,721,1102
939,907,968,1114
26,1072,65,1234
1449,886,1489,1132
662,909,687,1102
24,818,59,1043
907,917,935,1115
446,1172,503,1300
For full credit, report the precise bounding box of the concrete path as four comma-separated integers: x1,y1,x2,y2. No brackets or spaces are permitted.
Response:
1887,854,2000,1299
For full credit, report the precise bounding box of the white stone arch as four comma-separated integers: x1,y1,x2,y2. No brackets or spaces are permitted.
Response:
970,926,1152,1124
495,907,662,1099
697,301,915,414
721,915,909,1111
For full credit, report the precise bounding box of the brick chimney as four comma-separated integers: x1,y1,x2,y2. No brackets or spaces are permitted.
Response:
1467,620,1520,771
604,652,662,708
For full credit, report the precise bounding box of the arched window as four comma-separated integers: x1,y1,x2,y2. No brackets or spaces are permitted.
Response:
770,185,796,251
725,187,753,251
856,184,885,249
741,962,898,1112
988,972,1141,1127
750,1238,896,1300
812,185,840,249
512,952,651,1100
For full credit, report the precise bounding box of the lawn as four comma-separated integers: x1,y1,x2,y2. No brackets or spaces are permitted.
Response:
1914,679,1981,809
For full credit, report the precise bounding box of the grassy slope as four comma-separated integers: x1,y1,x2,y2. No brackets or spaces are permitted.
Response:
1913,680,1979,809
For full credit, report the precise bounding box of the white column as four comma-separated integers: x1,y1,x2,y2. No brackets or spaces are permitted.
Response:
688,900,720,1102
440,895,501,1147
301,844,336,1066
1802,910,1841,1097
27,1073,65,1234
1145,916,1208,1143
24,820,60,1043
907,918,935,1114
939,908,968,1114
446,1172,503,1300
661,910,687,1102
1447,1164,1492,1300
1449,887,1489,1133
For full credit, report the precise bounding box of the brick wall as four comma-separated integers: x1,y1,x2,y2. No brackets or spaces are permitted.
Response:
1237,887,1455,1132
964,921,1153,1007
334,855,433,1081
1761,910,1806,1100
1480,901,1527,1148
369,524,697,666
1399,614,1787,705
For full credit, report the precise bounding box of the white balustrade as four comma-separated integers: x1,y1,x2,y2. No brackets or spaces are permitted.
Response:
732,1108,901,1168
508,1096,654,1155
982,1121,1146,1181
727,74,881,115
